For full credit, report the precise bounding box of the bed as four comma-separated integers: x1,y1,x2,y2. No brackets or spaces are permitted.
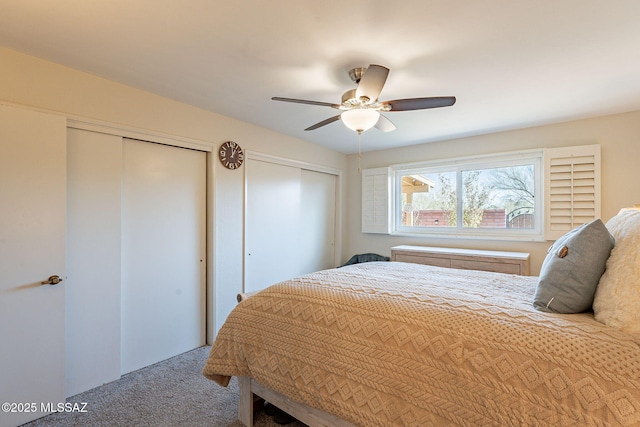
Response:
203,211,640,426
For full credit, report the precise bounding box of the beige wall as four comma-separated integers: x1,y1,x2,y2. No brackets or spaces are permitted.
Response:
346,111,640,275
0,46,347,337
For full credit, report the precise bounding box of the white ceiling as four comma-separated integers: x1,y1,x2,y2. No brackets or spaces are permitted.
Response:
1,1,640,154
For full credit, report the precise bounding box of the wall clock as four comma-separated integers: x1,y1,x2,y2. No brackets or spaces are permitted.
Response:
218,141,244,169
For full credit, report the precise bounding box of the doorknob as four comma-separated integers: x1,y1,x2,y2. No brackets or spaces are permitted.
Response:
41,275,63,285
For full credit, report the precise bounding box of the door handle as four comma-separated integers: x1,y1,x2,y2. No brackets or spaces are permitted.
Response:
41,275,63,285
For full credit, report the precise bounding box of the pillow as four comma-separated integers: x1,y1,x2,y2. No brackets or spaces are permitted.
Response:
533,219,614,313
593,209,640,335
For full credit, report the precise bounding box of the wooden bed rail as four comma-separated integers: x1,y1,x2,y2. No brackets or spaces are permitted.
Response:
238,376,355,427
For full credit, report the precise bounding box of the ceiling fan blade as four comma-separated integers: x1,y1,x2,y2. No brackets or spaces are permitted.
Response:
355,64,389,103
385,96,456,111
272,97,340,108
305,115,341,131
375,114,396,132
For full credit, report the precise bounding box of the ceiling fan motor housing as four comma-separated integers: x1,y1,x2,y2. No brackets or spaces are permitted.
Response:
348,67,367,84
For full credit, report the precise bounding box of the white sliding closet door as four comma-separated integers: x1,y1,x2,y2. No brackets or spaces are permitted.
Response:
244,158,338,294
244,159,301,293
300,169,336,273
121,138,206,374
66,129,122,396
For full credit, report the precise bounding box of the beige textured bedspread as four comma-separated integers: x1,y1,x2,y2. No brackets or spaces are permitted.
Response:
203,262,640,426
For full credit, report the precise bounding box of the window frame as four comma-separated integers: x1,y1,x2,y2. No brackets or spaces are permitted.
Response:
391,149,545,241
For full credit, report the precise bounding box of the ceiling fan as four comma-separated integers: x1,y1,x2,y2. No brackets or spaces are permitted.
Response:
272,64,456,134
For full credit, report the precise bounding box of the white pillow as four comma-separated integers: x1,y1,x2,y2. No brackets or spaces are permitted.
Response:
593,208,640,335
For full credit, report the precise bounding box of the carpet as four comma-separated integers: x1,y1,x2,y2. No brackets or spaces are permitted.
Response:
21,346,307,427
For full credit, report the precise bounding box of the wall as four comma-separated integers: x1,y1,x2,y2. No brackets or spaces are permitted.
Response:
346,110,640,275
0,46,347,338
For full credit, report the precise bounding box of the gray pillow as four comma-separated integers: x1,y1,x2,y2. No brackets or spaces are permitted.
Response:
533,219,614,313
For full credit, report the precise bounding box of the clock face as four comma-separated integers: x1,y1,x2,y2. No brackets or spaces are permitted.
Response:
218,141,244,169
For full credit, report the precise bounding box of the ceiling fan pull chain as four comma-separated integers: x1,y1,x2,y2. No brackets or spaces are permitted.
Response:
357,132,362,174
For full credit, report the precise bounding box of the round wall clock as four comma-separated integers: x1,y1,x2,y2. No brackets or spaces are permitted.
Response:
218,141,244,169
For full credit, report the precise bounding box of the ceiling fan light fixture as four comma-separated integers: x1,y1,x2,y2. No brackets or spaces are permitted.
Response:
341,109,380,133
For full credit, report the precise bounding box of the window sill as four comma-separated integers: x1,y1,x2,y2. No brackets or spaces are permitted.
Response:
391,229,546,242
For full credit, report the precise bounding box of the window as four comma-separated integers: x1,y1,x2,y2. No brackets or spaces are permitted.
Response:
361,145,600,241
393,152,543,239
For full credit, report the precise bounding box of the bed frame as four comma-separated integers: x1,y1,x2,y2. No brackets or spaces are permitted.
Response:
238,376,355,427
236,292,355,426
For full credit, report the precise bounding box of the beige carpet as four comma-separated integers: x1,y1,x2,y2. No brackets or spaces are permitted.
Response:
21,346,306,427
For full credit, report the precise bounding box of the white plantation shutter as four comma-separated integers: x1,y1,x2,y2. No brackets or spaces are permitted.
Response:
362,167,391,233
544,144,601,240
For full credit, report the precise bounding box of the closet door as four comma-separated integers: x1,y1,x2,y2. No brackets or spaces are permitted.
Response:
66,129,122,396
244,158,338,294
244,159,301,293
121,139,206,374
300,169,337,273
